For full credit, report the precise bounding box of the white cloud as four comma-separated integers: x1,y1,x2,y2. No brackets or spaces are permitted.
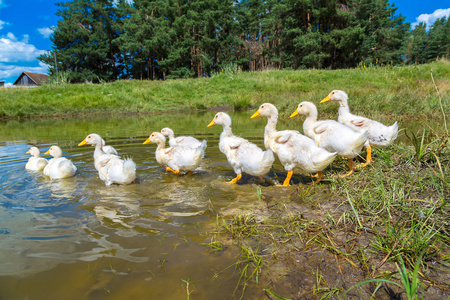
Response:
0,33,46,63
6,32,15,40
411,8,450,29
0,61,49,83
38,27,53,38
0,20,6,30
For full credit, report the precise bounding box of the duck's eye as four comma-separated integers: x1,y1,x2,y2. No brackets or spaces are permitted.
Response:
88,135,91,139
300,105,303,107
332,92,335,94
261,105,264,108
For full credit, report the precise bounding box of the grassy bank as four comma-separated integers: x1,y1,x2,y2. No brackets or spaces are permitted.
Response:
206,128,449,299
0,60,449,119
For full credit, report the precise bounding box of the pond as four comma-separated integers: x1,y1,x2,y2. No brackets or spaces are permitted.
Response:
0,110,440,299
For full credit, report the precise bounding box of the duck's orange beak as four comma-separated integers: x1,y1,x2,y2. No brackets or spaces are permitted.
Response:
78,139,88,146
289,110,299,118
250,110,260,119
320,95,331,103
207,119,216,127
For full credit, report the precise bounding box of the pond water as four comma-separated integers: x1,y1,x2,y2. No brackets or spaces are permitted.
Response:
0,110,441,299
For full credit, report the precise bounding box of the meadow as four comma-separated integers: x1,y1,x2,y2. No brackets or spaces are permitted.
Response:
0,60,449,120
1,60,449,299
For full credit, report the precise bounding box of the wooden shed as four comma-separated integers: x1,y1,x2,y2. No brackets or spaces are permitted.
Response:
0,81,5,87
13,72,48,86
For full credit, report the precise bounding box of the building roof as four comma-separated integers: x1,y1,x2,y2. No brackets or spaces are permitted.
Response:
13,72,49,86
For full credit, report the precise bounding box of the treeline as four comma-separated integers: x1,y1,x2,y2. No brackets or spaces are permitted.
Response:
38,0,450,83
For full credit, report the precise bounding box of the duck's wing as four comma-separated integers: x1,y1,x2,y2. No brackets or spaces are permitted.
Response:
349,116,370,128
274,131,297,144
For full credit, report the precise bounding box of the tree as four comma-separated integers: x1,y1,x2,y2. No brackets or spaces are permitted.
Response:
354,0,409,65
408,23,428,64
38,0,122,83
428,17,450,61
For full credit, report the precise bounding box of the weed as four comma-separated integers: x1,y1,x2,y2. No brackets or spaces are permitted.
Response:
233,245,263,298
344,250,426,300
263,288,291,299
202,237,224,253
311,268,342,299
181,278,195,300
256,186,262,200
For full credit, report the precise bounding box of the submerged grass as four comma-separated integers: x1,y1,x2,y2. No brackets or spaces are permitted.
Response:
0,60,449,118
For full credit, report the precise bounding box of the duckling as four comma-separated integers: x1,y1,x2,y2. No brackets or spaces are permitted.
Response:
79,133,136,185
25,146,48,171
251,103,337,186
208,112,274,183
321,90,398,166
43,146,77,179
290,101,368,176
144,132,203,175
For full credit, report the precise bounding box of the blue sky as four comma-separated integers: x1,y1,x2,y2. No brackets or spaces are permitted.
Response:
0,0,449,86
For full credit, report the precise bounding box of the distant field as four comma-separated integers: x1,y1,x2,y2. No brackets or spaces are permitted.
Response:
0,60,448,119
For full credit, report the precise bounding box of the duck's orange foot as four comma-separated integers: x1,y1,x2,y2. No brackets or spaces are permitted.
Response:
307,172,324,185
228,174,242,184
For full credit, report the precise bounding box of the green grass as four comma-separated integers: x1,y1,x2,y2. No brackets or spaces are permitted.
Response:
206,127,449,299
0,60,449,118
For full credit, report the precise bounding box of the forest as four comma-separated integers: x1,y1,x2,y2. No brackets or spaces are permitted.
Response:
38,0,450,82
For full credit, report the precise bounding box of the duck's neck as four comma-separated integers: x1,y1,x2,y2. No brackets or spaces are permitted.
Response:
94,143,106,158
264,114,278,149
167,132,175,141
338,98,351,117
303,111,318,139
220,124,233,138
155,140,166,151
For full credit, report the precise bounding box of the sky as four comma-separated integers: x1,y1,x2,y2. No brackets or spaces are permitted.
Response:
0,0,449,87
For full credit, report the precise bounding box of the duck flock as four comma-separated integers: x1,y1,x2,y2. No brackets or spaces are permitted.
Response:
25,90,398,186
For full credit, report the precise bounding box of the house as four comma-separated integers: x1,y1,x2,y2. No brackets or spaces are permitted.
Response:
0,81,5,87
13,72,49,87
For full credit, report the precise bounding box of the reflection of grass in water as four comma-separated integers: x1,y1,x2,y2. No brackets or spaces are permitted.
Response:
205,127,449,299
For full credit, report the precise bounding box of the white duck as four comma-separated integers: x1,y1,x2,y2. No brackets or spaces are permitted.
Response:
290,101,369,176
79,133,136,185
321,90,398,166
251,103,337,186
25,146,48,171
161,127,207,155
144,132,203,175
207,112,275,183
43,146,77,179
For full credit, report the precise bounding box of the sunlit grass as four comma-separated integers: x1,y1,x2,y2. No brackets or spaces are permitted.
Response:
206,126,449,299
0,60,448,118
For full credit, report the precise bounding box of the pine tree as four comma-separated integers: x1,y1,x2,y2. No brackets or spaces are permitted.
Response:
408,23,428,64
38,0,122,83
428,17,450,61
355,0,409,65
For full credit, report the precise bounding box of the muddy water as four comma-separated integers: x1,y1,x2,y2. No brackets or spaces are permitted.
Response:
0,111,440,299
